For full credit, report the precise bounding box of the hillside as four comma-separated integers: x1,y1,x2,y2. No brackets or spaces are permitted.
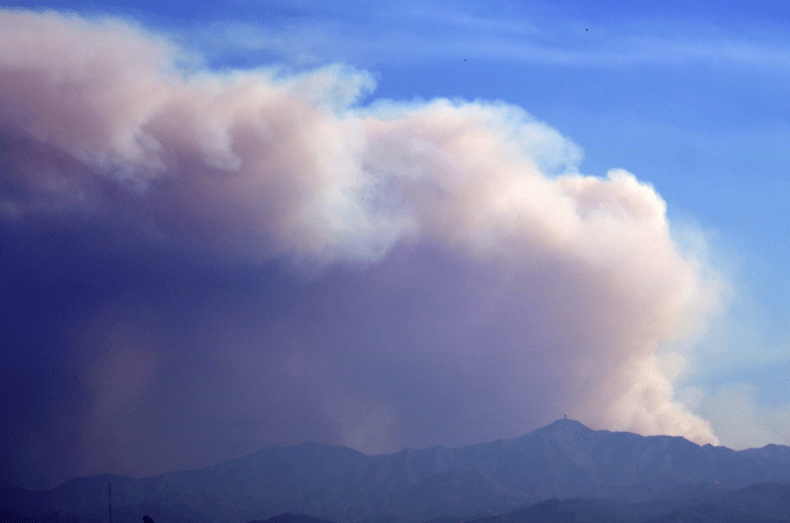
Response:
3,419,790,523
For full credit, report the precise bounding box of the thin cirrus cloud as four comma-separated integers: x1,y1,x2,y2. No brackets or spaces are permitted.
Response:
1,9,724,487
181,4,790,70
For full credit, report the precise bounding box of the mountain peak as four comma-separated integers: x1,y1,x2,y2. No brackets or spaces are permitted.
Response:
542,416,594,432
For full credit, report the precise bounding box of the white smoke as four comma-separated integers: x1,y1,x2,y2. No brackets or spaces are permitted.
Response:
0,9,722,449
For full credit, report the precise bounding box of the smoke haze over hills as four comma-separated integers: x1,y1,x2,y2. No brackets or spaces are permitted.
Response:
0,9,726,489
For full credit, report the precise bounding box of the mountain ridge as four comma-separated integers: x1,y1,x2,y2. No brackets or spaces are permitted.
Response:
3,418,790,523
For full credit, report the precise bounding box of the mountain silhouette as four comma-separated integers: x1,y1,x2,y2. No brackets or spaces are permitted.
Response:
249,514,338,523
2,419,790,523
456,482,790,523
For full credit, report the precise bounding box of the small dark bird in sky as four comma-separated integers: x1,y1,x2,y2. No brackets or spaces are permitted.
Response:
464,59,467,61
586,28,588,31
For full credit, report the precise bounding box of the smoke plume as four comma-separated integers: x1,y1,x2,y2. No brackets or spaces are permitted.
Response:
0,9,721,487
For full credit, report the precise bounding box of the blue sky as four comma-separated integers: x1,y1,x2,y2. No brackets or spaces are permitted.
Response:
3,0,790,488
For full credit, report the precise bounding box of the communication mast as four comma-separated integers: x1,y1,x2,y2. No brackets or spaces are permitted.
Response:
109,483,112,523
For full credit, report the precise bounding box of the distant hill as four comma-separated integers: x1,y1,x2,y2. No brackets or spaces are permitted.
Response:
248,514,339,523
3,419,790,523
460,482,790,523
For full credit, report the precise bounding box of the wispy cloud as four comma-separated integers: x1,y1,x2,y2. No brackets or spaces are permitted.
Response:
171,1,790,71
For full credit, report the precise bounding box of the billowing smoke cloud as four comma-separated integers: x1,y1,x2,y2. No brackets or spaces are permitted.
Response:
1,10,721,487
